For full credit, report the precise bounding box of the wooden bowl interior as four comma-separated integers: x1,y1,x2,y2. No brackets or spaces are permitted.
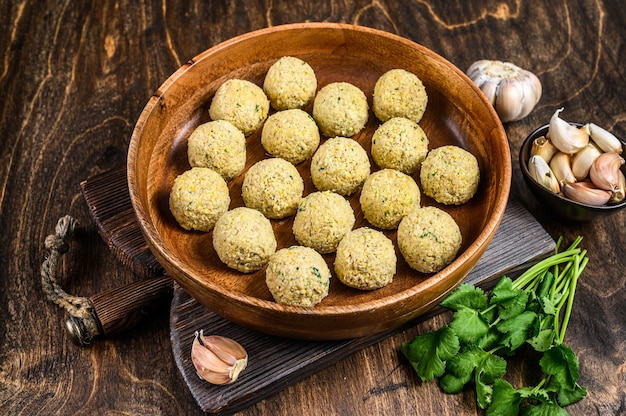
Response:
128,23,510,339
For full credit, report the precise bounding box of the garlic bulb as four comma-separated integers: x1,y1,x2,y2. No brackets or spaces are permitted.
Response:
191,331,248,385
466,60,542,122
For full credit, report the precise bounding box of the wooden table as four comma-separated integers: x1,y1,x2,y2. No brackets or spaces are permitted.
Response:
2,1,624,415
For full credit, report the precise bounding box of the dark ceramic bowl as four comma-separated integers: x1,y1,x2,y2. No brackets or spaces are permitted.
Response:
519,123,626,222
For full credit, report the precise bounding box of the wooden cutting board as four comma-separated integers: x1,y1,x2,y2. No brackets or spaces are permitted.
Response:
81,167,555,415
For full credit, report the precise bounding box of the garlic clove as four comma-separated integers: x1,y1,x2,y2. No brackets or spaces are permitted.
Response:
521,71,542,116
549,152,576,185
589,151,625,191
191,330,248,385
477,77,498,105
571,142,602,181
531,136,558,163
609,170,626,203
495,79,525,122
548,108,589,154
466,60,541,122
528,155,560,193
563,182,612,206
589,123,623,154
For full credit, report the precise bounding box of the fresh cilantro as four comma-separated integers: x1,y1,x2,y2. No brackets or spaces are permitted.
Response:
440,283,488,311
400,326,459,382
489,276,530,320
400,236,589,414
496,310,539,351
540,344,587,407
449,307,490,344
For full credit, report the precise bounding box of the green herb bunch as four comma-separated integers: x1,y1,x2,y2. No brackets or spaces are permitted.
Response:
400,237,588,415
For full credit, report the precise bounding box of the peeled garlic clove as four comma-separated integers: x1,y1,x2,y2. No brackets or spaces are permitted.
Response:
589,123,623,154
528,155,560,193
609,170,625,203
531,136,558,163
571,142,602,180
563,182,612,206
548,108,589,154
191,330,248,385
466,60,541,122
550,152,576,185
589,151,625,191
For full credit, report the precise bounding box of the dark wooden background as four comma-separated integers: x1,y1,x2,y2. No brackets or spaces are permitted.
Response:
1,1,625,415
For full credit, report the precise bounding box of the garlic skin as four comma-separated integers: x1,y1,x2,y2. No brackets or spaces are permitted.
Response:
531,136,557,163
466,60,542,122
548,108,590,154
589,152,625,191
609,171,626,203
191,330,248,385
562,182,612,206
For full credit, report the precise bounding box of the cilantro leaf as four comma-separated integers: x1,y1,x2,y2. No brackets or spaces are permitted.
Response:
439,370,471,394
526,328,555,352
440,345,507,408
477,351,508,384
449,307,490,344
496,310,539,351
486,378,522,416
489,277,529,319
400,326,459,382
440,283,488,311
540,344,587,406
541,344,580,389
489,276,519,304
476,327,502,351
439,347,480,393
556,384,587,408
476,373,494,409
516,385,552,404
475,351,508,408
540,296,558,315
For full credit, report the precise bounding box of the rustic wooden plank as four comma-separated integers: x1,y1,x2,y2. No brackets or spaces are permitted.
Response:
81,167,165,279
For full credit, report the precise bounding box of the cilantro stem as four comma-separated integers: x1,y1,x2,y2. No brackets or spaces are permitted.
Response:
512,248,580,291
558,252,588,343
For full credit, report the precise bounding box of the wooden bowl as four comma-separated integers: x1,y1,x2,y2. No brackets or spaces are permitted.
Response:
127,23,511,340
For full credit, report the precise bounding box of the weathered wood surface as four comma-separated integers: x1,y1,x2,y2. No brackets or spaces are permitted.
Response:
1,1,625,415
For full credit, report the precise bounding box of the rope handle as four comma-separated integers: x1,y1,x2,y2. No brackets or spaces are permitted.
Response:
40,215,101,346
40,215,173,346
